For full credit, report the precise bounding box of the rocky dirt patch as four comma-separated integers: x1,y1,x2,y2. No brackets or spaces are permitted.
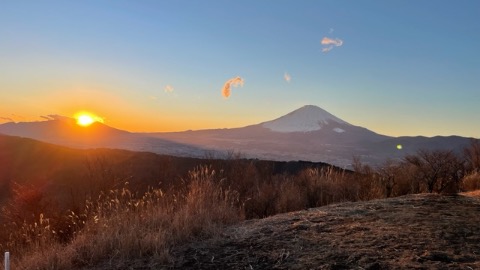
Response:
168,192,480,269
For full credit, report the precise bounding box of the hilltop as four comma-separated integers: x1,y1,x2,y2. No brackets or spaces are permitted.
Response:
164,193,480,270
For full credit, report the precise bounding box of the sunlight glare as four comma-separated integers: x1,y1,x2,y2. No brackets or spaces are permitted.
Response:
75,112,103,127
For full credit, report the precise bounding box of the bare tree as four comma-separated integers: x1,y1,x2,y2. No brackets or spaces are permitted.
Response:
464,139,480,173
405,149,464,193
377,160,398,198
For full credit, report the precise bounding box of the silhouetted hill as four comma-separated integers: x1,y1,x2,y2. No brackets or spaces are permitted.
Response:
0,134,340,210
0,118,209,157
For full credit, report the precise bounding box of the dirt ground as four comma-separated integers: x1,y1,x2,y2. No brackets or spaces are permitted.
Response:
167,192,480,269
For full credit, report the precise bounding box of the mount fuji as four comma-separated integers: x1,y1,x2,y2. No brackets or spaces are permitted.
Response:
144,105,471,167
261,105,350,133
147,105,473,167
0,105,474,168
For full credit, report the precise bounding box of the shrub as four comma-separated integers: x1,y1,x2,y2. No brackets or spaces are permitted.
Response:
3,166,243,269
405,149,464,193
462,172,480,192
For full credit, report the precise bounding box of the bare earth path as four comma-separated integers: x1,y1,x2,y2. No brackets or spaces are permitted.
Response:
169,192,480,270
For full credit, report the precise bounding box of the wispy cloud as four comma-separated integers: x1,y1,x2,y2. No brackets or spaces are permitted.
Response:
321,37,343,46
0,117,13,122
321,37,344,53
0,114,25,122
222,76,244,98
322,46,333,53
40,115,70,121
164,85,174,93
329,28,334,34
284,72,291,83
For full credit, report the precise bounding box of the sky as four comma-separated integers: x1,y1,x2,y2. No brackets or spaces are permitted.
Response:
1,1,479,137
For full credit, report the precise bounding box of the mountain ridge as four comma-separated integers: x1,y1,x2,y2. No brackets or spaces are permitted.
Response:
0,105,475,167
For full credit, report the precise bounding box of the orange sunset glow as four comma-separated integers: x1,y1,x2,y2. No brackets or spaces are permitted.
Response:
74,112,103,127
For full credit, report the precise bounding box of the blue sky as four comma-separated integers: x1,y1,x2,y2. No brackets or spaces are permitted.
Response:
1,1,479,137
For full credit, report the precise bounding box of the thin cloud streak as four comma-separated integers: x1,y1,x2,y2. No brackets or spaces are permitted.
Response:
222,76,244,98
322,47,333,52
0,114,25,122
284,72,291,83
0,117,13,122
40,115,71,121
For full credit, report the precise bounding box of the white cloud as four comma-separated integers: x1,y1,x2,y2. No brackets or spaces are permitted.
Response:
321,37,344,53
222,76,244,98
321,37,343,46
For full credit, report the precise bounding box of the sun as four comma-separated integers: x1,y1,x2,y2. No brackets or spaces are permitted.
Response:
77,115,95,126
74,112,103,127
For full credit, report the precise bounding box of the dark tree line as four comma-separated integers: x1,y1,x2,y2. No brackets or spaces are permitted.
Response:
359,139,480,196
405,149,464,193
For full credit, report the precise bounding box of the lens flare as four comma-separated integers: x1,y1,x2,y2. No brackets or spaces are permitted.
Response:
396,144,403,150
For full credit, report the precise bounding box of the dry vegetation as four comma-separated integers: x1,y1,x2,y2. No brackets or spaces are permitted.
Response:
0,139,479,269
1,166,242,269
171,192,480,269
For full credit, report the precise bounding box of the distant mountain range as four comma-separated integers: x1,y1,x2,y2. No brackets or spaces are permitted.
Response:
147,105,476,167
0,105,475,168
0,117,206,157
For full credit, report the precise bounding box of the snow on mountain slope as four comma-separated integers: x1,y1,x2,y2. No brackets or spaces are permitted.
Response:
261,105,350,133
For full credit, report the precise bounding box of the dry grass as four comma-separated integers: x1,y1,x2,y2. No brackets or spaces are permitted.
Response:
2,154,478,269
2,166,242,269
172,193,480,269
242,167,355,218
463,172,480,191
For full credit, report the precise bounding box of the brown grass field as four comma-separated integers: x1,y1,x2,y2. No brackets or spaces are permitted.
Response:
169,192,480,270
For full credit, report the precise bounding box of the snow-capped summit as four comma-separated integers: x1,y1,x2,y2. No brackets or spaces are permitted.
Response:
261,105,350,133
